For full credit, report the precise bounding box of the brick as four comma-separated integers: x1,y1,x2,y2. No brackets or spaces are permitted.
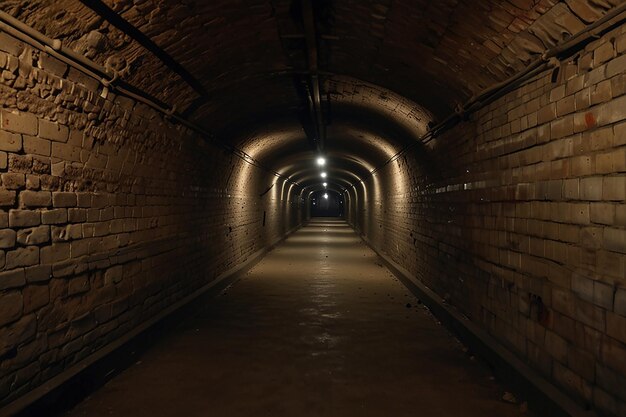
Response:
52,192,77,208
19,191,51,208
51,143,81,161
556,95,575,116
604,228,626,253
580,177,602,201
575,299,605,331
0,110,37,135
572,272,593,302
0,32,25,55
67,208,85,223
593,387,619,416
0,268,25,291
38,119,68,142
606,53,626,79
6,246,39,269
0,315,36,358
615,122,626,146
16,226,50,245
42,208,67,225
0,188,15,206
37,53,67,77
596,94,626,126
0,292,23,327
39,243,70,264
607,312,626,344
0,229,16,249
23,285,49,313
0,130,22,152
550,85,565,103
594,281,615,310
551,115,574,139
538,103,557,125
617,205,626,226
562,179,579,199
570,203,590,225
615,288,626,316
590,203,615,225
545,330,568,362
596,363,626,401
2,173,25,190
23,135,51,156
570,155,596,176
9,210,40,227
590,79,612,105
24,264,51,283
568,347,595,382
603,176,626,201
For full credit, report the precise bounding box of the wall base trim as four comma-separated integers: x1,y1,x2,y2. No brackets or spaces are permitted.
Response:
0,224,302,417
357,232,597,417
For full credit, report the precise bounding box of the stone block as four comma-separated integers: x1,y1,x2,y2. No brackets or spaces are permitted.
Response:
603,176,626,201
37,53,67,77
580,177,603,201
23,284,49,314
590,203,615,225
41,208,67,225
21,264,50,285
0,268,25,291
0,229,16,249
594,280,615,310
0,291,23,327
604,227,626,253
0,32,25,55
23,135,51,157
39,243,70,264
6,246,39,269
615,288,626,316
0,110,37,135
19,191,51,208
16,226,50,245
0,130,22,152
0,188,15,206
0,315,37,358
606,53,626,79
38,119,68,142
9,210,40,227
551,115,574,139
2,173,25,190
52,192,77,208
607,312,626,344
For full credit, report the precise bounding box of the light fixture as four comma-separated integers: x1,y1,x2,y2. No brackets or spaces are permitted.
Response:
323,182,327,187
321,172,327,178
317,157,326,166
324,193,328,199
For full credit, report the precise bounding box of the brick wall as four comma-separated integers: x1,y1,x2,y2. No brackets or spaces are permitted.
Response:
0,32,303,405
349,24,626,416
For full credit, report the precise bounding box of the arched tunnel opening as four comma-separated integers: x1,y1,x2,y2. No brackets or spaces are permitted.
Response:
309,189,344,217
0,1,626,416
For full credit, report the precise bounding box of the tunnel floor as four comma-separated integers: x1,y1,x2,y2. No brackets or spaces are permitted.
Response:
64,218,527,417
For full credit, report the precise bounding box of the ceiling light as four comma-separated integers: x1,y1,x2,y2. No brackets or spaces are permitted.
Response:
323,182,327,187
321,172,327,178
324,193,328,199
317,157,326,166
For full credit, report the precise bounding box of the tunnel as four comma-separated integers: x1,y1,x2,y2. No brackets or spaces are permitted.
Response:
0,1,625,416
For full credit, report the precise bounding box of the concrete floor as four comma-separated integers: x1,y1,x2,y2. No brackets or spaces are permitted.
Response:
65,218,527,417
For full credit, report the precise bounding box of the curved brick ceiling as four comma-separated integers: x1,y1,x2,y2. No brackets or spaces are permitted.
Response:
4,0,624,189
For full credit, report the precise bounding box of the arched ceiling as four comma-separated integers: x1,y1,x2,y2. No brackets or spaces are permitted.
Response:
4,0,623,191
